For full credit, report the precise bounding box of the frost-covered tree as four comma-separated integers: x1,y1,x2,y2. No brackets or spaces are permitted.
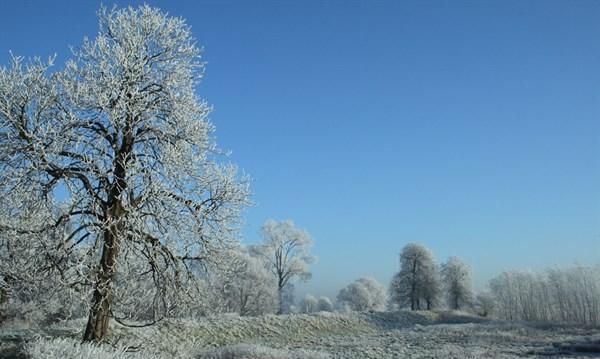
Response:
279,283,296,314
204,246,278,316
299,294,318,314
251,219,314,314
474,292,495,317
421,266,441,310
0,220,90,325
441,256,473,310
231,252,278,316
489,271,547,321
0,6,249,341
390,243,440,310
336,277,387,312
317,296,334,312
489,266,600,325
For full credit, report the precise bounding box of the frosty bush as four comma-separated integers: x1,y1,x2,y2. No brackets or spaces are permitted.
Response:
474,292,495,317
336,277,387,312
299,294,318,313
0,262,89,326
2,297,84,328
0,222,90,325
317,297,334,312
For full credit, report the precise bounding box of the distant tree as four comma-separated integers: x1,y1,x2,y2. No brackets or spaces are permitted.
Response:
388,274,402,311
231,252,279,316
317,296,334,312
421,265,441,310
474,292,495,317
251,219,314,314
200,246,277,316
390,243,440,310
336,277,387,312
299,294,318,313
279,283,296,314
441,256,473,310
490,271,544,321
0,6,250,341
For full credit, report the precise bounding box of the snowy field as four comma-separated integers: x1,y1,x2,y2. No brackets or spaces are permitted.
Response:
2,311,600,358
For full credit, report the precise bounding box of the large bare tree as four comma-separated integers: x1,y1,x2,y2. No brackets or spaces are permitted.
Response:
0,5,249,341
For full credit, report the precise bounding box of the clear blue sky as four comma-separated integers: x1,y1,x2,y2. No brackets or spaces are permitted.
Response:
1,0,599,299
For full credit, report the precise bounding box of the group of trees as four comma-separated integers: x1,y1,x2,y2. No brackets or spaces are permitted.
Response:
389,243,473,312
298,277,387,314
489,266,600,325
192,245,278,317
0,216,316,321
336,277,387,312
293,277,391,314
385,244,600,327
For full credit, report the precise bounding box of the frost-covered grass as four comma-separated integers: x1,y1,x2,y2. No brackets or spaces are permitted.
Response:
25,337,163,359
22,338,331,359
196,344,331,359
3,310,600,359
25,338,331,359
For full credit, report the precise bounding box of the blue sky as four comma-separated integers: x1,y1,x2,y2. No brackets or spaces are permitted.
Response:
1,0,599,299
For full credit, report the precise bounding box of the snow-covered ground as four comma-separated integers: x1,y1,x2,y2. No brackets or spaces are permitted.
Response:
2,311,600,358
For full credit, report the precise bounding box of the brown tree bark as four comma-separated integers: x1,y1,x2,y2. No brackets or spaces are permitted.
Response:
83,204,123,341
83,128,132,342
277,282,284,315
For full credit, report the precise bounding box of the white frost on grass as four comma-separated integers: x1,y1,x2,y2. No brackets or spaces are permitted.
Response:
25,337,164,359
25,338,331,359
197,343,330,359
7,311,600,359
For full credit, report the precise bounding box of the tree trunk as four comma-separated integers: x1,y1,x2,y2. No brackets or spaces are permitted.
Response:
83,122,132,341
277,285,284,315
83,188,126,341
410,258,418,311
83,223,120,341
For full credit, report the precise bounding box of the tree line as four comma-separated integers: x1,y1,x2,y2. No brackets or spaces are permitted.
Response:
388,243,473,312
386,243,600,327
490,266,600,325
